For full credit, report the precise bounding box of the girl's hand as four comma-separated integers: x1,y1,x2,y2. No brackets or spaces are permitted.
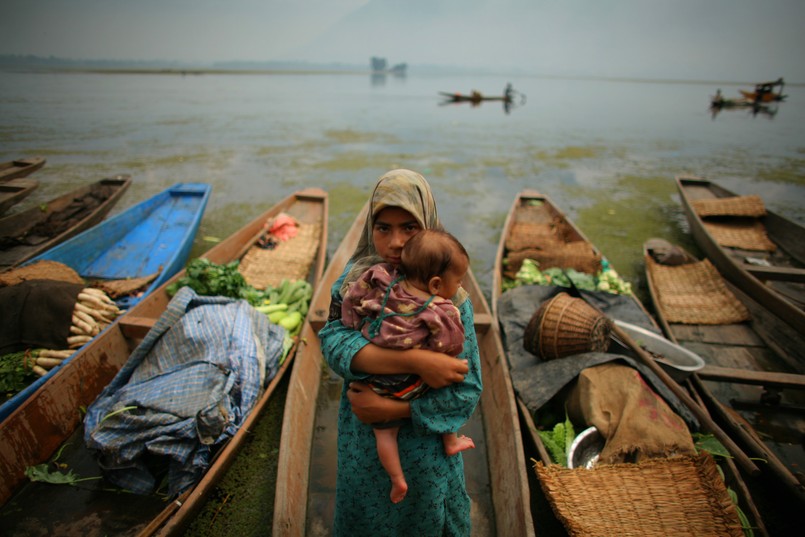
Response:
413,350,468,389
347,382,410,424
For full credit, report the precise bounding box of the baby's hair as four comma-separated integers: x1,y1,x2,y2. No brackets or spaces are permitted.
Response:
400,229,469,284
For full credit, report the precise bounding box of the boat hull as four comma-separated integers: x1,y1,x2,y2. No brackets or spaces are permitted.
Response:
0,188,328,537
644,239,805,534
0,178,38,215
0,175,132,270
0,182,208,423
0,157,45,182
676,175,805,334
272,201,535,537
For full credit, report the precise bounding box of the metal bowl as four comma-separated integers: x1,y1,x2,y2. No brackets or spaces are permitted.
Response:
568,426,604,469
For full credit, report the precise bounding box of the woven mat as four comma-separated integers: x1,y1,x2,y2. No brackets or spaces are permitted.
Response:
505,221,560,252
703,220,776,252
506,202,576,251
691,195,766,218
93,273,158,298
239,222,321,290
536,454,744,537
647,256,749,324
0,260,83,287
505,241,602,278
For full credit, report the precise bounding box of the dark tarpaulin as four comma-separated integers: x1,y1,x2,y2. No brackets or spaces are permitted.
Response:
496,284,699,428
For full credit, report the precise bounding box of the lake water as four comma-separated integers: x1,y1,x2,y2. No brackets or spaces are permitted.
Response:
2,70,804,301
2,69,804,535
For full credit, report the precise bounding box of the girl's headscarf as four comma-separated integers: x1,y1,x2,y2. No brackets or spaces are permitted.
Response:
340,169,442,296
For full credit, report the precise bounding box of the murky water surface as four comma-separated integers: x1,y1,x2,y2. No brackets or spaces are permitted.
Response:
3,70,804,535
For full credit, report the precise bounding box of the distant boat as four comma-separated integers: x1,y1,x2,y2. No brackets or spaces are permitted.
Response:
0,157,45,182
440,84,524,107
739,77,787,103
440,91,510,103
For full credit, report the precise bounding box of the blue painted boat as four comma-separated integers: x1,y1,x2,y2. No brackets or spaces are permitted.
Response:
0,183,211,423
32,182,212,310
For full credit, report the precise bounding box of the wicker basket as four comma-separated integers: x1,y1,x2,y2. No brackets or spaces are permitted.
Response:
535,454,745,536
524,292,612,359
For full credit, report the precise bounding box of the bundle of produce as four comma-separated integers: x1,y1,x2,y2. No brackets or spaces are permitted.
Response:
67,287,123,349
167,258,313,337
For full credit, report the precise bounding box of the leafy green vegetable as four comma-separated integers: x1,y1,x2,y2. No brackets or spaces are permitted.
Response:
537,412,576,466
25,463,101,485
167,258,267,306
1,351,38,401
503,257,633,296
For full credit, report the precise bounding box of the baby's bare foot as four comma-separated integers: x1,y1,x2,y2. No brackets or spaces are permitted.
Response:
390,476,408,503
444,435,475,456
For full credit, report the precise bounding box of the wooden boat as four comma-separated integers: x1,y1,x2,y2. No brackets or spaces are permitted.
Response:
738,78,786,103
272,201,535,536
0,175,132,271
29,182,212,310
0,157,45,182
644,238,805,535
676,175,805,334
439,91,512,103
0,178,38,215
492,190,759,535
0,188,329,536
0,182,209,424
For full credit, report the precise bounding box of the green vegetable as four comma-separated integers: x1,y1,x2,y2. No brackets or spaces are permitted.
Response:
1,351,38,401
536,412,576,467
167,258,267,306
502,257,633,296
25,464,101,486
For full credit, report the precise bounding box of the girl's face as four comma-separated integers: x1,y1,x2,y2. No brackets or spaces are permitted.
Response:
372,207,422,265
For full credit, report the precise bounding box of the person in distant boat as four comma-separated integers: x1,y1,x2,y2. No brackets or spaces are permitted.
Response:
340,228,475,504
505,82,513,102
318,169,481,536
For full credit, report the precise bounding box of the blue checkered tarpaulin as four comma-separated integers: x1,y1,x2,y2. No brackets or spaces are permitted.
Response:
84,286,286,496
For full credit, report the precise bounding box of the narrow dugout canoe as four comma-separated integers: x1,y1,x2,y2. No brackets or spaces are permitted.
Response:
0,156,45,182
492,190,756,535
272,200,535,537
0,178,38,215
644,238,805,535
0,182,210,424
676,175,805,334
0,188,328,537
0,175,132,270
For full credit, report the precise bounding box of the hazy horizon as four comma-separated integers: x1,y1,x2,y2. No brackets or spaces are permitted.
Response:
2,0,803,82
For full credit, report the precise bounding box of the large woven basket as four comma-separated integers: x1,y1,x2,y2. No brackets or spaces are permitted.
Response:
524,292,611,359
535,454,744,536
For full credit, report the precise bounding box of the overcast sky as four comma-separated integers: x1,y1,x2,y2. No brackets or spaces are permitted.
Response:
1,0,803,81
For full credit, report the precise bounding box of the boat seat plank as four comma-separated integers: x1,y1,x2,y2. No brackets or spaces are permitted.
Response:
699,365,805,390
743,264,805,283
670,323,763,347
118,315,157,339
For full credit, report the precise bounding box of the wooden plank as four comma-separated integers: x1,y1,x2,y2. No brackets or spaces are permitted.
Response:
743,264,805,283
699,365,805,390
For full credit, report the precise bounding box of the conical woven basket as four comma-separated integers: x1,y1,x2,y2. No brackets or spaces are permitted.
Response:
524,292,612,359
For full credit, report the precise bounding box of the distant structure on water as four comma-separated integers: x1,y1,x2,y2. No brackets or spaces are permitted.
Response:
371,56,407,76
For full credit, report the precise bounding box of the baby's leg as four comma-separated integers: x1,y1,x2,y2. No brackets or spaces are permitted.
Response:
374,426,408,503
442,432,475,456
